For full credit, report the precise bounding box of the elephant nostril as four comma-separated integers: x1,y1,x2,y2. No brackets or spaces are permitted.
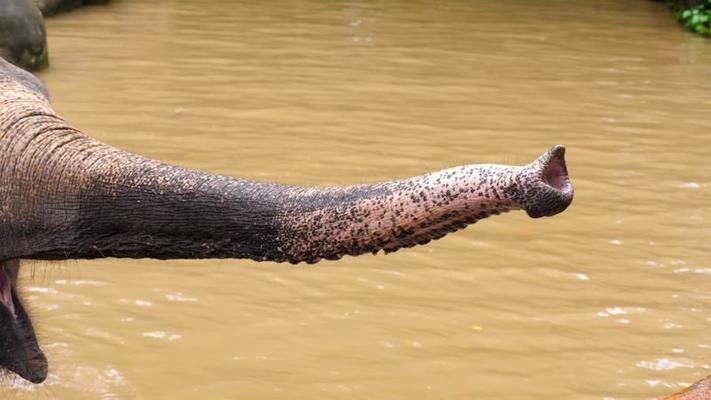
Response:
541,150,570,192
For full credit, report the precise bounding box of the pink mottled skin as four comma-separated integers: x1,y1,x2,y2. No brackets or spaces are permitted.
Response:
277,148,573,263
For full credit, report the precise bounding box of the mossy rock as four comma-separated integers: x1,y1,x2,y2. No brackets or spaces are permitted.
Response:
33,0,109,16
0,0,48,71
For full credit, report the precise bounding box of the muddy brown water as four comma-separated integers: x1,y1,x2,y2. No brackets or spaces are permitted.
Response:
2,0,711,399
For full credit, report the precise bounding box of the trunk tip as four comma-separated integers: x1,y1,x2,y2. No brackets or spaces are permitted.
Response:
522,145,574,218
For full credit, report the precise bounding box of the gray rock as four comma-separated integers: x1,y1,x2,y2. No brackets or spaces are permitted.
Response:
0,0,48,71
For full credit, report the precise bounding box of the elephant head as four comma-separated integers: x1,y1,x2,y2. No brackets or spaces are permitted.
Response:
0,56,573,383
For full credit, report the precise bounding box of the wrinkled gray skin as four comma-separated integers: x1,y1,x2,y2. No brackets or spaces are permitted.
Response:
0,0,48,71
0,57,573,383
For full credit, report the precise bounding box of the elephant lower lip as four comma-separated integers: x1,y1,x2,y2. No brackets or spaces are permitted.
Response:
0,266,16,318
23,353,48,384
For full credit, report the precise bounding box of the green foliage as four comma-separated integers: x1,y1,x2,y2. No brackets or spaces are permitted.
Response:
673,0,711,36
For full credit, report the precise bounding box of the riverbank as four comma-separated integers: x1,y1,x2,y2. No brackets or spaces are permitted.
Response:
670,0,711,36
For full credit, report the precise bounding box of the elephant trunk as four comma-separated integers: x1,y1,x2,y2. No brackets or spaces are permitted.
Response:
0,60,573,263
28,144,572,264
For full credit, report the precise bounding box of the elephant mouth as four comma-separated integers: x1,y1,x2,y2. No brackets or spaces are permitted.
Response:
0,266,16,319
0,261,48,384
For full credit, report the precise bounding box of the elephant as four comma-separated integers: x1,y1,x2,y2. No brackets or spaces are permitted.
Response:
0,56,574,383
0,0,48,71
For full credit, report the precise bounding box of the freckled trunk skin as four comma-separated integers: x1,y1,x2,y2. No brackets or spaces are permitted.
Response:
0,57,573,264
275,165,525,263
